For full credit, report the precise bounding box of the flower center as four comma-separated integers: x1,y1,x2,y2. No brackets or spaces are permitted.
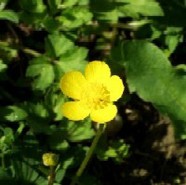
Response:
81,83,110,110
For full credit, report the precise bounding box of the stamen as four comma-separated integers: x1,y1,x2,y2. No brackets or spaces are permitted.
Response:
81,83,110,110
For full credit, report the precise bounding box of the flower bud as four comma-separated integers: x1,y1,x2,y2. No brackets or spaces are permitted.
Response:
42,153,59,166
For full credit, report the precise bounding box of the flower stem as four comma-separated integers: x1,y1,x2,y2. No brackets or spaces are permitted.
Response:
22,48,41,57
70,124,105,185
48,166,55,185
1,154,5,169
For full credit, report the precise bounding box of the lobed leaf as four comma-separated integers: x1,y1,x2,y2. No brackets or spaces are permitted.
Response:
26,57,55,90
0,106,28,122
115,40,186,139
45,33,74,58
54,46,88,79
0,10,19,23
118,0,164,18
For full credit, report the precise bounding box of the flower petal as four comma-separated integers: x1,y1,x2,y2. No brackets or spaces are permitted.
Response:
85,61,111,84
60,71,87,99
106,75,124,101
90,104,117,123
62,101,90,121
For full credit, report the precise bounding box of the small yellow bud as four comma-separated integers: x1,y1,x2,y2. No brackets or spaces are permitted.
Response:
42,153,59,166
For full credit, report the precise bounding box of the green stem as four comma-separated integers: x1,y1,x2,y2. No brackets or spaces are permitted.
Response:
48,166,55,185
22,48,58,64
22,48,41,57
70,124,105,185
1,153,5,169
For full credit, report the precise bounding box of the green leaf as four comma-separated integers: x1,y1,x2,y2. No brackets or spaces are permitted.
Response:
55,156,74,182
57,7,93,30
17,133,41,159
96,139,129,163
0,167,14,184
54,47,88,78
45,33,74,57
12,159,47,184
19,11,46,27
43,16,61,32
0,10,19,23
20,0,46,13
0,42,18,62
0,127,14,151
90,0,119,23
62,0,79,8
52,94,65,121
118,0,164,18
0,0,9,11
117,40,186,139
27,103,49,118
24,102,51,133
164,27,183,56
49,133,69,150
67,120,95,142
95,9,119,23
43,85,65,120
78,0,89,5
0,60,7,73
47,0,62,14
0,106,28,122
26,56,55,90
91,0,163,22
59,119,95,142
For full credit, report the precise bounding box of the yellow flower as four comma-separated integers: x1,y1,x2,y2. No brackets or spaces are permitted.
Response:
42,153,59,166
60,61,124,123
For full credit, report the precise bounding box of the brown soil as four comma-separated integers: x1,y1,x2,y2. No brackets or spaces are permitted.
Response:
89,95,186,185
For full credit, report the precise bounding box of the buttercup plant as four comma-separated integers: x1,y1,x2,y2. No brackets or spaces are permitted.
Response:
60,61,124,185
1,0,185,184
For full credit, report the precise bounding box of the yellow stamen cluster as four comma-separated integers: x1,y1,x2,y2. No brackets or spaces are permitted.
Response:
80,83,110,110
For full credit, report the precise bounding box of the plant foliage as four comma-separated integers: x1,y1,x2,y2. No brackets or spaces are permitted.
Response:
0,0,186,184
